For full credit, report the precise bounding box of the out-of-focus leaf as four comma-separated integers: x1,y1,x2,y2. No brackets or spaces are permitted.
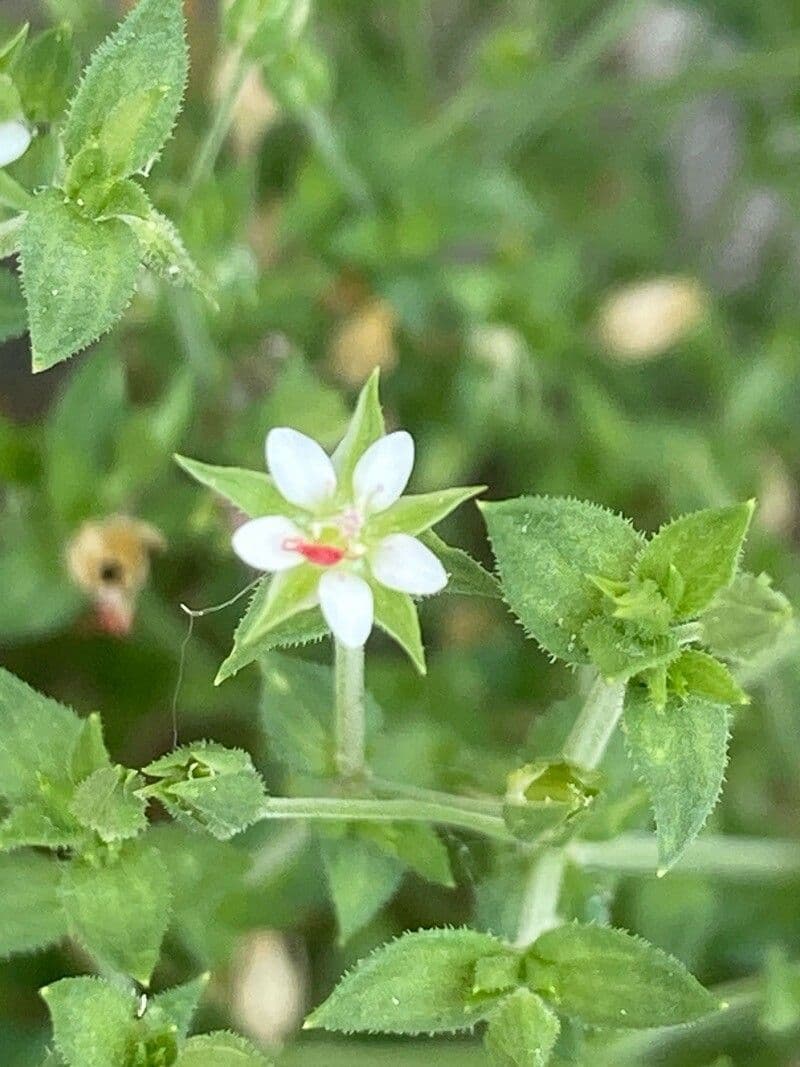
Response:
0,851,67,957
319,829,403,944
484,988,560,1067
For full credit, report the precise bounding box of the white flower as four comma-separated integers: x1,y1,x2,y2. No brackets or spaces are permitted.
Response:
232,427,448,648
0,119,31,169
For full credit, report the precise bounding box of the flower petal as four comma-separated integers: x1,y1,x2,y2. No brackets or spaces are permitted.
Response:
353,431,414,514
266,427,337,511
232,516,305,572
318,570,374,648
370,533,447,595
0,121,31,168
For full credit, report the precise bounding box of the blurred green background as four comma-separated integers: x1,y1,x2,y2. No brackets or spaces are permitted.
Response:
1,0,800,1063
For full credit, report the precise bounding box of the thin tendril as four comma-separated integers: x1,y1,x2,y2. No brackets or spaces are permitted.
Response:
169,578,260,748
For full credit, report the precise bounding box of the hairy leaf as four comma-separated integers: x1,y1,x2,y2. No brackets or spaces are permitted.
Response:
121,207,214,303
176,1031,271,1066
529,923,718,1028
319,831,403,944
371,581,426,674
0,851,67,956
700,571,794,664
21,190,140,371
669,649,748,706
60,841,171,984
305,927,508,1034
175,453,289,517
0,266,26,342
70,766,147,842
42,977,136,1067
421,530,501,598
636,502,754,619
64,0,187,174
482,497,643,663
581,616,679,683
623,688,730,873
145,974,210,1043
484,989,560,1067
360,821,455,887
14,25,75,123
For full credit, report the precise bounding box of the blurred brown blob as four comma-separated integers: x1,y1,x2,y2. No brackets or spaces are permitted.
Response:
597,276,707,361
66,516,166,636
328,297,399,386
758,453,798,537
214,51,278,160
442,600,499,648
229,930,308,1047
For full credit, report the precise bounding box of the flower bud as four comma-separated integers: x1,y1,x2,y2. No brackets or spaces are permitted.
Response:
597,276,707,361
66,515,165,635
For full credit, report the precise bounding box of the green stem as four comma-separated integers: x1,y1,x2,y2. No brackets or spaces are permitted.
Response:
514,848,567,947
303,106,374,212
334,641,366,779
571,832,800,880
368,775,502,815
183,45,251,205
562,675,626,771
255,795,512,842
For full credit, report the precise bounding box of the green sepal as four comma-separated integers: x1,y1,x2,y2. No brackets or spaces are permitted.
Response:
669,649,748,706
503,760,599,844
237,565,320,648
371,581,426,674
623,687,730,873
120,205,215,305
217,594,328,685
635,501,755,619
331,368,385,490
473,953,523,996
580,616,679,683
369,486,485,539
420,530,500,598
484,988,560,1067
175,454,290,518
482,496,644,664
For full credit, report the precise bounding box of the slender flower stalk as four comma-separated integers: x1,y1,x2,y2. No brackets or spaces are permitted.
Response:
334,640,366,779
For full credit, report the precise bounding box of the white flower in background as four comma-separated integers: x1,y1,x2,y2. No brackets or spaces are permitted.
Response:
232,427,447,648
0,119,31,169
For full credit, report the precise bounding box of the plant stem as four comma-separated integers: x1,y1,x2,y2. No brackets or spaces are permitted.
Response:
369,775,502,814
515,674,626,948
303,106,374,212
571,832,800,880
562,675,627,771
514,848,567,947
255,795,513,842
183,45,251,205
334,641,366,779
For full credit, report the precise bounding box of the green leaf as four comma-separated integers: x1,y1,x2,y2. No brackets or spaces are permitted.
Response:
481,497,643,663
258,653,334,775
359,821,455,887
421,530,501,598
635,502,754,619
175,454,289,518
0,212,25,253
700,571,794,664
484,989,560,1067
14,25,76,123
69,713,112,783
473,954,523,995
0,802,84,852
503,760,600,844
319,830,403,943
0,851,67,956
305,927,508,1034
371,581,426,674
64,0,187,174
42,977,137,1067
60,841,171,984
580,616,679,684
217,596,328,684
175,1032,271,1066
528,923,718,1028
121,206,214,303
331,368,385,489
21,189,140,371
761,947,800,1034
669,649,748,706
145,974,211,1043
69,765,148,843
623,688,730,873
235,565,321,648
144,741,267,840
97,86,170,177
0,266,27,342
0,667,83,804
260,355,350,448
0,24,29,73
369,486,485,539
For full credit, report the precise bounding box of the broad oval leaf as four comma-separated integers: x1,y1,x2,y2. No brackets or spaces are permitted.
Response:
529,923,718,1029
482,496,644,663
623,688,730,873
484,988,560,1067
305,927,509,1034
64,0,187,175
21,190,140,371
42,977,137,1067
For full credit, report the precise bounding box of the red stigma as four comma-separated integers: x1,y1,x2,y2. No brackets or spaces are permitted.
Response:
295,541,346,566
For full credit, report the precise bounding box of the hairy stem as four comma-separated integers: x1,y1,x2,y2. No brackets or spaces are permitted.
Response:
255,795,513,842
334,641,366,779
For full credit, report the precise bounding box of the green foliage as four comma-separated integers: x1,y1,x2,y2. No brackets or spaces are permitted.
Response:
371,581,426,674
20,190,140,371
120,208,213,303
482,497,643,663
259,652,336,775
60,841,171,984
635,503,754,619
0,266,26,342
370,487,485,539
420,530,501,598
42,977,136,1067
668,649,747,706
175,455,289,518
226,0,310,62
319,830,404,944
0,851,67,956
330,370,384,488
14,25,75,123
623,688,730,873
701,572,795,664
305,928,510,1034
503,761,599,844
528,923,718,1028
580,616,678,684
761,947,800,1034
217,591,328,683
64,0,187,175
484,989,560,1067
175,1032,271,1066
70,766,148,843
